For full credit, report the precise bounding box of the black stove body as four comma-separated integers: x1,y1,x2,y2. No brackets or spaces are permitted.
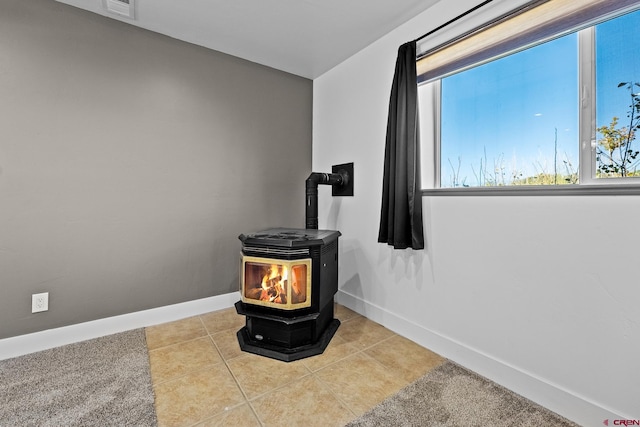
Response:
235,228,341,362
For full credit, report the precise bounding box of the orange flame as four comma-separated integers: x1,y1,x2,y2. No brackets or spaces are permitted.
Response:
259,264,288,303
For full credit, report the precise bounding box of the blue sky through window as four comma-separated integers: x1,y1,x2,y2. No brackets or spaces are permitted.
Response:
440,34,578,187
437,8,640,187
596,10,640,134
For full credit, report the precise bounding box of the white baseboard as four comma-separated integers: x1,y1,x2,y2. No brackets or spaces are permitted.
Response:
0,292,240,361
336,290,625,427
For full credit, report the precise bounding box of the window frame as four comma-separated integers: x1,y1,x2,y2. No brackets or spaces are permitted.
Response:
420,1,640,196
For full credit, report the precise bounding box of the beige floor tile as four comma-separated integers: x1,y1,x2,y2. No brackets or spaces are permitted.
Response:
251,375,355,427
315,352,407,416
193,404,261,427
334,303,361,323
365,334,445,383
210,328,244,361
154,364,245,427
335,315,394,350
146,317,207,350
301,335,359,372
226,353,311,400
149,336,223,384
200,307,245,335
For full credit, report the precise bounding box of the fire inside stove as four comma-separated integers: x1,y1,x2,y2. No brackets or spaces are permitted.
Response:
241,256,311,309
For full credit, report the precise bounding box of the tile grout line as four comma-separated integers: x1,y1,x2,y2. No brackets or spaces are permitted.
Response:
204,317,265,426
147,320,224,387
310,369,359,421
304,333,395,421
199,315,268,426
147,333,211,354
147,315,252,426
146,322,210,353
307,323,418,421
244,372,320,427
149,361,224,389
209,314,359,426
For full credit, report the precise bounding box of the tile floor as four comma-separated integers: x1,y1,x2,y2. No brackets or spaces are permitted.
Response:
145,304,445,427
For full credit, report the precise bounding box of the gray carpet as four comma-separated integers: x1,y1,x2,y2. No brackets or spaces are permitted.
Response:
346,361,579,427
0,329,157,427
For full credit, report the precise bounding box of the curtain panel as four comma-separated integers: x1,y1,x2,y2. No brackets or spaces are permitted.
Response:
378,41,425,250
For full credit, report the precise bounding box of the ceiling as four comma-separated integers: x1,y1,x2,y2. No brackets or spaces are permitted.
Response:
55,0,440,79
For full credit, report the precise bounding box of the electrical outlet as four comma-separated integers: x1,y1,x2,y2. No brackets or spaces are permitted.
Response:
32,292,49,313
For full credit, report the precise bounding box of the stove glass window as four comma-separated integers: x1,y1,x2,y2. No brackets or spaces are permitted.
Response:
241,256,312,309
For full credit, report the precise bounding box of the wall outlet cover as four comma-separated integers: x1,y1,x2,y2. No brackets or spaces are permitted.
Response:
32,292,49,313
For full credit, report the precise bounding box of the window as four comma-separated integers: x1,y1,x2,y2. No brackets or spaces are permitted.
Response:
418,0,640,190
594,11,640,179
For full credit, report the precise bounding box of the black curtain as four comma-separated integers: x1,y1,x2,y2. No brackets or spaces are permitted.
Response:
378,41,424,250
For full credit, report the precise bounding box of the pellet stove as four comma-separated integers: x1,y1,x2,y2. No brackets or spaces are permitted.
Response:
235,228,340,361
235,163,353,362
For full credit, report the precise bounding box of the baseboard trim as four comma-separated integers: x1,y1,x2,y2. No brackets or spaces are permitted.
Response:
0,292,240,361
336,290,626,426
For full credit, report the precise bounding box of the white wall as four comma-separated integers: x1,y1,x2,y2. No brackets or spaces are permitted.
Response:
313,0,640,424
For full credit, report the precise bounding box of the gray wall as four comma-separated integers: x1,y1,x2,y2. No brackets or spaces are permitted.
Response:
0,0,312,339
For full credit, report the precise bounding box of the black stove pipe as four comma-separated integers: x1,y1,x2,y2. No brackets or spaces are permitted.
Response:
306,171,348,229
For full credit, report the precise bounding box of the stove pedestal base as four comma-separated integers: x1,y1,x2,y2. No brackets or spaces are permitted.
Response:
236,318,339,362
235,300,340,362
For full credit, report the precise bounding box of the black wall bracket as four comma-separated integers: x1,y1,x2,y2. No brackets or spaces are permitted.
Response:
331,162,354,197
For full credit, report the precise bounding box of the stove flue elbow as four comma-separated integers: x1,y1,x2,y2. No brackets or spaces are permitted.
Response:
305,168,351,230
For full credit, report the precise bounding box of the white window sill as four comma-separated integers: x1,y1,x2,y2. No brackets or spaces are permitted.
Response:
422,184,640,196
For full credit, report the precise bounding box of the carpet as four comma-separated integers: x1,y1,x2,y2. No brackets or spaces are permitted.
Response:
0,329,157,427
346,361,579,427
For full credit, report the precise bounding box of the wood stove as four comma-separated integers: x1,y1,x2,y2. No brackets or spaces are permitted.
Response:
235,227,341,362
